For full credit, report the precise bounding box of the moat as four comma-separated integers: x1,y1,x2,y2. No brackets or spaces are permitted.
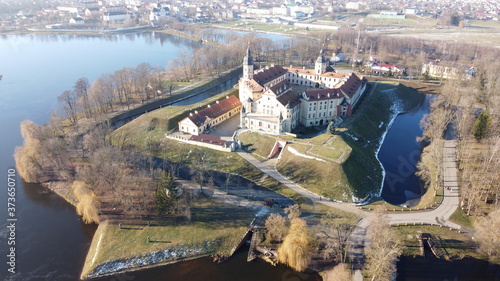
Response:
0,32,481,281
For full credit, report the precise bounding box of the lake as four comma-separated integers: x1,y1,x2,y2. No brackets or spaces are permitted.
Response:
0,31,321,281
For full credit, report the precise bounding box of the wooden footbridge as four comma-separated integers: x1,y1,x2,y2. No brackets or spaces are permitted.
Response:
227,214,268,261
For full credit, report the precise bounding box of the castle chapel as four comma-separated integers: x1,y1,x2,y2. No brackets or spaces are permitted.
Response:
239,49,368,135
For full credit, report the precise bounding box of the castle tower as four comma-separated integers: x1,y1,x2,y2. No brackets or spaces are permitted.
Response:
243,48,254,80
315,49,327,75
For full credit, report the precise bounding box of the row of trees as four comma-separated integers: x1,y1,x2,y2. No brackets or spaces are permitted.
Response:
265,205,404,279
264,205,315,272
58,64,169,125
416,54,499,263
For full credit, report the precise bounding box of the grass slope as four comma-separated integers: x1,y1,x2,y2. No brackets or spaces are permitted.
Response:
339,82,425,200
82,198,254,278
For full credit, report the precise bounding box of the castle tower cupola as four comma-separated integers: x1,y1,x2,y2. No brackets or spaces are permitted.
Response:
243,48,254,80
315,49,327,75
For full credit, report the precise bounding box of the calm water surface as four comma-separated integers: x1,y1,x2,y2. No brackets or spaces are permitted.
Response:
379,95,432,206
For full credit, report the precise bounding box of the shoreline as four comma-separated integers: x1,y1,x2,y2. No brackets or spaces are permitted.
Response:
374,86,427,201
80,221,219,280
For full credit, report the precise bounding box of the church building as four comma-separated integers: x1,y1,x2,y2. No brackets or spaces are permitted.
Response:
239,49,367,134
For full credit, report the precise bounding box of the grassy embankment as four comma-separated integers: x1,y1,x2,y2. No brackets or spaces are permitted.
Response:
111,89,317,215
394,225,479,260
239,82,424,202
81,197,255,279
85,86,317,277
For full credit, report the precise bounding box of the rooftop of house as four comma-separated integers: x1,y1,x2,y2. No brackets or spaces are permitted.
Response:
245,79,264,93
277,90,301,108
252,65,287,86
268,80,291,96
189,134,226,147
339,73,367,98
304,87,344,101
186,95,241,126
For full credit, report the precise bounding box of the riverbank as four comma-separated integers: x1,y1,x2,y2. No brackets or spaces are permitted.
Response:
339,82,425,202
80,193,261,279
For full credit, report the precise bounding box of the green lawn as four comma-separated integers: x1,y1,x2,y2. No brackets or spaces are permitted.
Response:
82,198,255,278
308,146,343,160
277,146,352,200
394,225,479,260
238,131,277,159
449,207,474,229
111,89,239,151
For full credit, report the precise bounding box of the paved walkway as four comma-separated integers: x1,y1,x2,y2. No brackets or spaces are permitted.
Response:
386,140,460,228
237,139,462,281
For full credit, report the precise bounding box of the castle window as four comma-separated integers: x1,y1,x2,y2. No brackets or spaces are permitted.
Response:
259,122,262,127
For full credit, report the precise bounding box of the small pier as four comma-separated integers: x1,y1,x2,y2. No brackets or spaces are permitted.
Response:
418,233,440,258
228,214,268,260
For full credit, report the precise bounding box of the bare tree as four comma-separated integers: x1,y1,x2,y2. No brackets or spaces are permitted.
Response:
265,213,288,243
284,204,301,220
317,211,356,263
58,90,79,126
74,77,91,118
474,208,500,263
365,207,403,281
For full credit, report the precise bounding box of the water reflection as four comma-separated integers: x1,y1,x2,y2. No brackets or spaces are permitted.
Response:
379,95,432,206
94,247,321,281
397,256,500,281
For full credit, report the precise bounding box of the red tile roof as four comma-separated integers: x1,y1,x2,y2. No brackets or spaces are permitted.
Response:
304,87,344,101
339,73,367,98
187,95,242,126
276,90,301,108
252,65,287,85
189,134,226,147
268,80,291,96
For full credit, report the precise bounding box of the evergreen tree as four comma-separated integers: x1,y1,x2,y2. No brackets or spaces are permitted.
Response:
327,121,336,134
155,172,177,215
472,109,491,141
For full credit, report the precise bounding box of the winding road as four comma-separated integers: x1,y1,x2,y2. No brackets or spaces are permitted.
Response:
237,139,462,280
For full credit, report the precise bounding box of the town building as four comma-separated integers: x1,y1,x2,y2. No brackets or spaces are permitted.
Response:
69,17,85,25
422,61,475,79
103,11,129,23
178,95,242,136
239,49,367,135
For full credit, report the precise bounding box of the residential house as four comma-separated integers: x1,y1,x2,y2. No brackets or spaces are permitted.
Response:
370,62,404,76
103,11,129,23
69,17,85,25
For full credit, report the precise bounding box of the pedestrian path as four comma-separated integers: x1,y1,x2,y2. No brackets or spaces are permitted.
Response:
236,139,462,281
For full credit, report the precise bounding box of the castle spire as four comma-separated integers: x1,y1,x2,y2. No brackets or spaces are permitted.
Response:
315,49,327,75
243,47,254,80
